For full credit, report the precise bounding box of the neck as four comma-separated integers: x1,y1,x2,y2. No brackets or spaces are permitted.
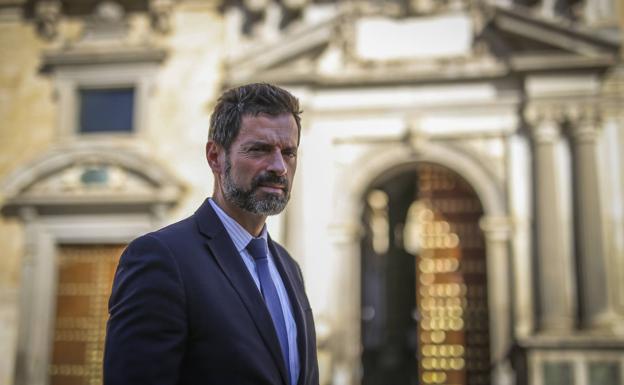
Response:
212,189,266,237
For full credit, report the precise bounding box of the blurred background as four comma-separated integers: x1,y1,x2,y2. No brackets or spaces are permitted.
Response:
0,0,623,384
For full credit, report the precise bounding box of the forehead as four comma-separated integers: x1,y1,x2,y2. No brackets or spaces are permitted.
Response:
237,113,298,145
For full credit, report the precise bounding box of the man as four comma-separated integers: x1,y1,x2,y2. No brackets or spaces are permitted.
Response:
104,83,319,385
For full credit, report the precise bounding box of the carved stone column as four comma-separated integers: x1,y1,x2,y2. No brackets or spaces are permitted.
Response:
480,216,513,385
526,106,576,332
566,105,611,329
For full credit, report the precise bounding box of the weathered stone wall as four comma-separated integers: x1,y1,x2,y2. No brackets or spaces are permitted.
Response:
0,18,54,385
0,3,225,383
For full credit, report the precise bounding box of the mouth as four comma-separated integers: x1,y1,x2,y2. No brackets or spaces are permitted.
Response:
258,184,286,194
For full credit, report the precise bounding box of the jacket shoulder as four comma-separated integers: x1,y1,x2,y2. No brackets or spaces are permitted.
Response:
137,214,200,248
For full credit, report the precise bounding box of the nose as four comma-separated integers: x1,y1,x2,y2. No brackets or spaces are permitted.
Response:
267,149,287,176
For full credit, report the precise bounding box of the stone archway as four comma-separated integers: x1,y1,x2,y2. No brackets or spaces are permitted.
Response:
328,142,512,385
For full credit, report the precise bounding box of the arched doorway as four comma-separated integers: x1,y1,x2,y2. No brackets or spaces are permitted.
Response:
361,162,491,385
1,146,184,385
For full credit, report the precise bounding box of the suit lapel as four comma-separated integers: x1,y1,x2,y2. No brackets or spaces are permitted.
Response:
194,200,289,385
268,238,309,385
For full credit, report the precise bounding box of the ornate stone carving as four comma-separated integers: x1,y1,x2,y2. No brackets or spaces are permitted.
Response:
243,0,270,13
405,119,431,155
222,0,316,35
410,0,467,15
564,103,602,143
524,104,565,143
282,0,308,9
94,1,125,23
85,0,128,39
34,0,61,40
149,0,175,34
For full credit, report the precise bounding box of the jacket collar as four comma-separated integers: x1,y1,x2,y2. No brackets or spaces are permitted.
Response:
194,198,306,384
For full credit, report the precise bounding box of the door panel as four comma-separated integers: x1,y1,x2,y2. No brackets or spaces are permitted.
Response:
50,245,125,385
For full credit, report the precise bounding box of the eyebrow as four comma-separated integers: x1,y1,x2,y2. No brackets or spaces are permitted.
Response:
242,140,297,150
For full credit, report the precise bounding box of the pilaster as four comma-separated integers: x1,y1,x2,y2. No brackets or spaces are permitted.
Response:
480,215,514,385
525,105,576,332
565,104,612,330
327,221,361,385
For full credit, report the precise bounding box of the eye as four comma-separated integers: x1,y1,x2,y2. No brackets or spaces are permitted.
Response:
248,145,270,154
283,149,297,158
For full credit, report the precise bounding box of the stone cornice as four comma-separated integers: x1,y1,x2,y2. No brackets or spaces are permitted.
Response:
41,45,167,72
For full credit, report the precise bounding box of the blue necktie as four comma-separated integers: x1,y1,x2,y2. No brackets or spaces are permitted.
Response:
246,238,290,383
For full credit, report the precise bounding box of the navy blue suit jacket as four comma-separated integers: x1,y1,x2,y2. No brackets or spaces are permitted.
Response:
103,199,319,385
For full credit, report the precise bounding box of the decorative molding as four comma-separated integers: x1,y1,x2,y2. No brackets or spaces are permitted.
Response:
0,0,25,6
1,146,185,217
41,46,167,71
29,0,178,41
479,215,512,241
80,0,129,40
0,0,26,21
225,15,337,85
224,2,618,87
492,4,620,57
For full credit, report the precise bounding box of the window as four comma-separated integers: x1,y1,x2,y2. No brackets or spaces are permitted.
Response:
79,87,135,133
48,59,164,139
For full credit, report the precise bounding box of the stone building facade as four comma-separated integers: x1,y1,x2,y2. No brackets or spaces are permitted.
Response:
0,1,623,385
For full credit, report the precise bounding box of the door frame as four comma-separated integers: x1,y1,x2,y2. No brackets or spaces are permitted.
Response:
1,146,184,385
13,214,153,385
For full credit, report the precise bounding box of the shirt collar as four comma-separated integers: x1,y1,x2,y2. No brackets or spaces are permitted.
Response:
208,198,268,253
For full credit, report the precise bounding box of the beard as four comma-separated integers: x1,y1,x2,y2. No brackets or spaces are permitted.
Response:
222,157,291,216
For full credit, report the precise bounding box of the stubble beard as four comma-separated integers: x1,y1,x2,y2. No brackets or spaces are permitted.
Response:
222,157,290,216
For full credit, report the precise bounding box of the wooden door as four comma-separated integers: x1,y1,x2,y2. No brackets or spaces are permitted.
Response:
49,245,125,385
361,163,491,385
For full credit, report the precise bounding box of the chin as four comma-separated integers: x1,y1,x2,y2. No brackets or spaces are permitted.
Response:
249,195,289,216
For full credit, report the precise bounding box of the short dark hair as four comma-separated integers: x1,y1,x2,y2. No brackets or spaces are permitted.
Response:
209,83,302,150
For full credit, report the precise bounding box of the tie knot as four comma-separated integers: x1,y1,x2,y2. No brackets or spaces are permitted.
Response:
246,238,268,261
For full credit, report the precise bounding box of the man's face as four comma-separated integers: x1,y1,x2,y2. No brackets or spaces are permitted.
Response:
220,113,298,216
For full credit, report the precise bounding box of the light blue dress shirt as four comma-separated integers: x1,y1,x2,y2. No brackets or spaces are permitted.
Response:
209,199,300,385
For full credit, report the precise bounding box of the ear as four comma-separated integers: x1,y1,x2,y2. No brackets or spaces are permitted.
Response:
206,141,224,174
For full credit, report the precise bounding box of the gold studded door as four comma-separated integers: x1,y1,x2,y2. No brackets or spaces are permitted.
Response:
49,245,125,385
410,164,490,385
361,163,490,385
